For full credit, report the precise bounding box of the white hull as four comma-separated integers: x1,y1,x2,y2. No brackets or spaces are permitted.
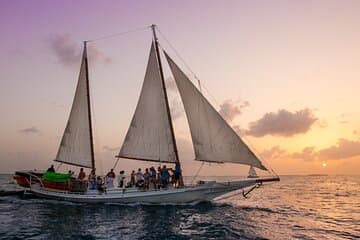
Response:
29,177,279,204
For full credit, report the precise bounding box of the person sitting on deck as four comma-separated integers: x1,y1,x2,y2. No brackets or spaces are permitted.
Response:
106,169,116,188
135,168,144,188
143,168,150,190
96,176,106,194
150,167,157,190
117,170,125,188
78,168,86,180
161,165,170,189
47,165,55,172
88,169,96,190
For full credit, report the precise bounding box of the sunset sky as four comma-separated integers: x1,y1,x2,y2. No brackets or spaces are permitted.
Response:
0,1,359,175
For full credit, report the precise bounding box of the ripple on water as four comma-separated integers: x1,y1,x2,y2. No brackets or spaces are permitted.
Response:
0,175,359,239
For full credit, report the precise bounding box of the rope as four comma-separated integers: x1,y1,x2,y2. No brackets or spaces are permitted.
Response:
86,25,151,43
157,28,221,107
190,161,205,184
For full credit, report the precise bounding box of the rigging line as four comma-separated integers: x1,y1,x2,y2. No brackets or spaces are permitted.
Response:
86,25,151,42
157,27,221,105
191,161,205,185
244,136,279,177
158,27,278,176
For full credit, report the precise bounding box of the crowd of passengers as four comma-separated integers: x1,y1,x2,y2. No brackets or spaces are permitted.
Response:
64,160,183,193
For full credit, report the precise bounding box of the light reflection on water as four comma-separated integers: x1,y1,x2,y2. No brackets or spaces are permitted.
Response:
0,175,359,239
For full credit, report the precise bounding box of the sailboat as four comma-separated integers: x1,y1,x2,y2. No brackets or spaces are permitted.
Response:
25,25,279,203
247,166,259,178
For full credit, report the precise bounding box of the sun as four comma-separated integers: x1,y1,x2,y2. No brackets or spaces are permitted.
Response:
322,162,327,167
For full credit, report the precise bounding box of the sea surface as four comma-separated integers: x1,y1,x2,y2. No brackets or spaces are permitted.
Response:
0,175,359,240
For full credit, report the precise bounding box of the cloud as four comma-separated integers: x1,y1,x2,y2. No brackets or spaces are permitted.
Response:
48,33,111,67
219,100,250,123
261,146,286,160
19,126,41,135
232,124,247,136
290,138,360,161
48,33,80,67
318,138,360,160
290,147,317,161
246,108,318,137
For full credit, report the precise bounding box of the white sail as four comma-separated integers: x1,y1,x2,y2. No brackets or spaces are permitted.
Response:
164,51,267,170
248,166,258,178
118,43,177,163
55,44,94,168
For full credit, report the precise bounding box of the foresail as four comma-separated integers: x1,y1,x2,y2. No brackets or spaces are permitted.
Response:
164,51,267,170
55,45,94,168
118,43,177,163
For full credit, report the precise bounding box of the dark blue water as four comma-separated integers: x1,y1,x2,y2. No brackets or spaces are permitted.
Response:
0,175,359,239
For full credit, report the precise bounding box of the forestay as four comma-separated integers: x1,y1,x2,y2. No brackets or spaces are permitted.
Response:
118,43,177,163
164,51,267,170
55,45,94,168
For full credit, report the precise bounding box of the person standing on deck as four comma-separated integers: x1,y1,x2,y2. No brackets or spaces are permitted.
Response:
118,170,125,188
106,169,116,188
143,168,150,190
174,160,182,188
88,169,96,190
135,168,144,188
130,170,136,187
78,168,86,180
161,165,170,188
150,167,157,190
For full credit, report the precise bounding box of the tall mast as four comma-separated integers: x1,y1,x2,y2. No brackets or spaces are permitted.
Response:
83,41,96,170
151,24,180,162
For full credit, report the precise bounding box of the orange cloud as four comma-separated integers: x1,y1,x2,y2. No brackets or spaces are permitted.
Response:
246,108,318,137
290,138,360,161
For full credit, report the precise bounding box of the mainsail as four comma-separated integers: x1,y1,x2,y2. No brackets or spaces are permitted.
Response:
55,42,95,169
118,43,177,163
164,51,267,170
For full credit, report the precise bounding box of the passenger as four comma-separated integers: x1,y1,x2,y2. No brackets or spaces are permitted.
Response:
135,168,144,188
143,168,150,190
117,170,125,188
78,168,86,180
47,165,55,172
88,169,96,190
130,170,136,187
150,167,157,190
96,176,106,194
106,169,116,188
161,165,170,189
156,166,162,189
174,160,182,188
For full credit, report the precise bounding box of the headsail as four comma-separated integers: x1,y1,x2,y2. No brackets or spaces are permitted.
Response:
117,43,177,163
164,51,267,170
55,42,95,169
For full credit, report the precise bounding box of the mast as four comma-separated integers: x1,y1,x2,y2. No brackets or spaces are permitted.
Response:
151,24,180,162
83,41,96,170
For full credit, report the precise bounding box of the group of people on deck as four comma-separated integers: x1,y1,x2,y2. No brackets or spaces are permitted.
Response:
66,160,183,193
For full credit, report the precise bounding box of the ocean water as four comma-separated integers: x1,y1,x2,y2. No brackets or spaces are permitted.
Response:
0,175,359,240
